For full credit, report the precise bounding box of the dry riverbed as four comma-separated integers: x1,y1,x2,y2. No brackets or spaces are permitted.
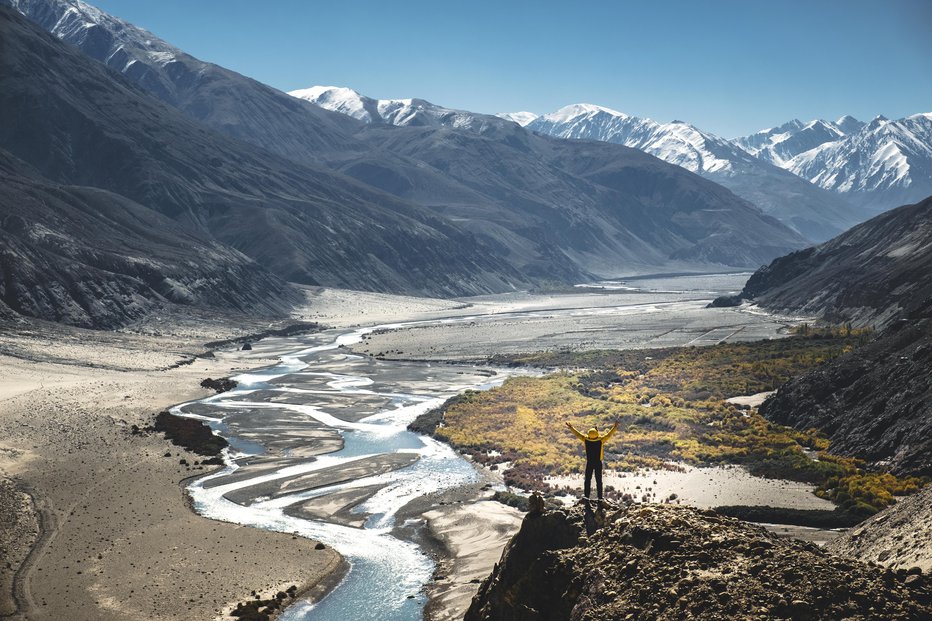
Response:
1,280,808,621
0,312,341,621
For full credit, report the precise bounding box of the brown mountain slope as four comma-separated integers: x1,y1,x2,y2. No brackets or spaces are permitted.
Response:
828,485,932,573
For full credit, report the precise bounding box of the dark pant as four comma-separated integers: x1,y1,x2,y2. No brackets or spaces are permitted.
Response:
584,460,603,499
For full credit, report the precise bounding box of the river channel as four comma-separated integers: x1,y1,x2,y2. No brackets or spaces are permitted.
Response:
171,319,536,621
171,276,799,620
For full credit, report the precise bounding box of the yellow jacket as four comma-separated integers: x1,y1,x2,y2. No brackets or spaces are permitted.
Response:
566,421,618,460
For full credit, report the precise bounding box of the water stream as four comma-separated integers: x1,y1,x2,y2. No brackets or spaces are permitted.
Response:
171,279,782,619
171,321,534,620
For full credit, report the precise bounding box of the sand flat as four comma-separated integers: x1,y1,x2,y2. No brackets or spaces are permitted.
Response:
0,315,346,621
424,499,523,621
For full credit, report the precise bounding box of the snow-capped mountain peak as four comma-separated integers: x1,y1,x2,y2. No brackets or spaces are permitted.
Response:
290,85,521,136
495,111,539,126
6,0,182,71
528,104,743,174
734,116,859,167
545,103,630,122
288,85,373,121
835,114,865,134
784,112,932,210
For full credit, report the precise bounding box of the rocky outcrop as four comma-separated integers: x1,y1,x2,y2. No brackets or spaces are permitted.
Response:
152,411,227,457
200,378,238,394
466,504,932,621
828,485,932,573
759,316,932,476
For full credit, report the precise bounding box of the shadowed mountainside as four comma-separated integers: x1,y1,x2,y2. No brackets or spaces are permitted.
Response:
2,0,364,163
6,0,810,281
0,5,526,312
738,195,932,477
0,149,298,328
340,124,808,276
741,195,932,328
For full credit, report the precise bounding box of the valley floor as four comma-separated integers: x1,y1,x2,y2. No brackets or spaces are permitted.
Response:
0,278,808,621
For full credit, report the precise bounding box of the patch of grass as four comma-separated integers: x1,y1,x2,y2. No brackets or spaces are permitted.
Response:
425,331,924,516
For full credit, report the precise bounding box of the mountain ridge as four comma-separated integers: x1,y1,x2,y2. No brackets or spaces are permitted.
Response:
521,102,866,241
0,4,528,327
8,0,810,285
742,196,932,478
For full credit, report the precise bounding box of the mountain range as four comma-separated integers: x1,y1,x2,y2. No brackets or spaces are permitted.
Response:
0,3,526,326
519,103,932,220
303,88,870,242
1,0,815,328
777,114,932,212
735,116,864,167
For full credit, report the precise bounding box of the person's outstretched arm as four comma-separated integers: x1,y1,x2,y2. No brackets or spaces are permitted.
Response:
601,421,619,442
566,421,586,441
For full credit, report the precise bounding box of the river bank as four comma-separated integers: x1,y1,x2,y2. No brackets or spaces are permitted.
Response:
2,277,802,621
0,312,344,621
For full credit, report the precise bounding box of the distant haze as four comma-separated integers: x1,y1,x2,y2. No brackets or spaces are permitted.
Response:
90,0,931,137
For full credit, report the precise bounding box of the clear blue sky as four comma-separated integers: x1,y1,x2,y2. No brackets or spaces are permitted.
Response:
92,0,931,137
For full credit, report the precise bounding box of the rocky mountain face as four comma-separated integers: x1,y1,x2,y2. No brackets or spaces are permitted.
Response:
0,5,525,313
1,0,363,164
736,112,932,213
828,485,932,572
741,196,932,327
0,149,298,328
742,196,932,477
466,503,932,621
759,315,932,477
523,104,865,241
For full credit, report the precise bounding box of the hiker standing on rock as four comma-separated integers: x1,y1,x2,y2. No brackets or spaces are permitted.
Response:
566,421,618,503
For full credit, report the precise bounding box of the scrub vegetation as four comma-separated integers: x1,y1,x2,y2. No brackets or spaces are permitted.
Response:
419,327,925,517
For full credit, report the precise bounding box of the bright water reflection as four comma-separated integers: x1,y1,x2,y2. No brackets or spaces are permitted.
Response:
173,322,529,620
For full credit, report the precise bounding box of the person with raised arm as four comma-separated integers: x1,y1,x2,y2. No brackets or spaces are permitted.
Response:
566,420,618,504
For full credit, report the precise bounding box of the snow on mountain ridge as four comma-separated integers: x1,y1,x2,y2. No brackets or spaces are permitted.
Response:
288,85,373,121
495,111,538,126
784,112,932,209
734,117,852,167
546,103,630,123
524,102,868,241
528,104,738,174
290,85,522,136
7,0,182,67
